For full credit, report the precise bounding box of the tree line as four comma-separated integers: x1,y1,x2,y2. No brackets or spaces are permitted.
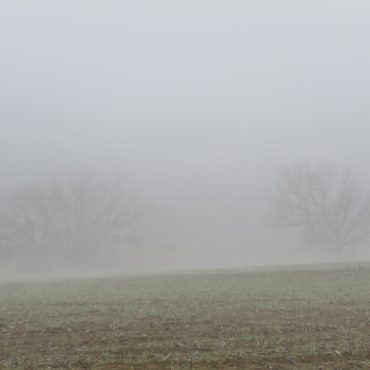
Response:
1,162,370,273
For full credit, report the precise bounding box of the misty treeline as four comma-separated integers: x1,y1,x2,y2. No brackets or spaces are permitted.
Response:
1,162,370,274
0,174,139,273
269,163,370,256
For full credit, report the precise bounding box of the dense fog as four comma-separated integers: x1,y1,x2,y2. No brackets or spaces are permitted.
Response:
1,1,370,275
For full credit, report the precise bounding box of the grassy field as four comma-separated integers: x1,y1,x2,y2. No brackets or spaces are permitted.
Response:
0,263,369,369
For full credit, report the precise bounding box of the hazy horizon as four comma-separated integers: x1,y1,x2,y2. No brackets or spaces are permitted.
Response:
1,1,370,274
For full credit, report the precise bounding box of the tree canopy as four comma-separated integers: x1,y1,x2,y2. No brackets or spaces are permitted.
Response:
270,163,370,256
0,174,139,272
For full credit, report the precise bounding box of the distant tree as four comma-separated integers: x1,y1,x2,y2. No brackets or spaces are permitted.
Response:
269,163,370,257
0,174,139,272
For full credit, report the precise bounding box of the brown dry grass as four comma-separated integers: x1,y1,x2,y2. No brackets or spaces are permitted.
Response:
0,263,369,369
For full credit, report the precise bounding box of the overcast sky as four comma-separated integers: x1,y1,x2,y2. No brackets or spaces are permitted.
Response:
1,1,370,270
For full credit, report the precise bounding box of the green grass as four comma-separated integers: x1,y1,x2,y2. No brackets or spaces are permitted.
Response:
0,263,370,369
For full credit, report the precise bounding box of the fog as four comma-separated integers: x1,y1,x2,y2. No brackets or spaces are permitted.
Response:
1,1,370,274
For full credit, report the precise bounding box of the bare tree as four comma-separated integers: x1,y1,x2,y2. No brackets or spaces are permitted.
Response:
0,174,139,272
269,163,370,256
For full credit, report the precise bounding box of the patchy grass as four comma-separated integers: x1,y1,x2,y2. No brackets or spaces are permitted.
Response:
0,263,370,369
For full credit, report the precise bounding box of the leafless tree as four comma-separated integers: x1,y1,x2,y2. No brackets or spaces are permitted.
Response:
0,174,139,272
269,163,370,256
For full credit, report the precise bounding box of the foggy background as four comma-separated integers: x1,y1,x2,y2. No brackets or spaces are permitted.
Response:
1,0,370,273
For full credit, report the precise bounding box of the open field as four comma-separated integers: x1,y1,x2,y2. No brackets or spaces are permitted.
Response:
0,263,370,369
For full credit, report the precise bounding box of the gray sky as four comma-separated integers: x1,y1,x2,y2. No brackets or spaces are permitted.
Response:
1,1,370,270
